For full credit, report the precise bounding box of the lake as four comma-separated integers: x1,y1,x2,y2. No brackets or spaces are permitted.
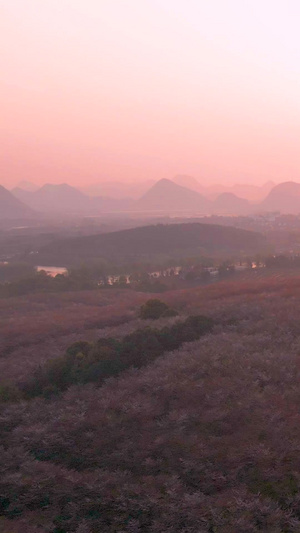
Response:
36,266,68,277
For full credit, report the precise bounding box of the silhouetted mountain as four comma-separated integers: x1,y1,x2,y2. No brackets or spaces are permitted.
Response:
16,180,39,192
171,175,205,193
12,183,89,213
32,183,90,212
12,183,133,215
92,196,134,212
82,180,156,199
0,185,36,219
230,181,275,203
213,192,250,214
12,187,34,203
169,177,275,203
205,181,275,202
260,181,300,213
12,178,283,216
33,222,266,266
135,179,210,213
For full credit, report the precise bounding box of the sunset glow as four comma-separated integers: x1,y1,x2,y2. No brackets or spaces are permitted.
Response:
1,0,300,187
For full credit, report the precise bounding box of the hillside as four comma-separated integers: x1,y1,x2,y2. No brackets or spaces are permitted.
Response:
12,187,33,203
0,185,36,219
2,277,300,530
213,192,250,214
135,178,210,212
32,222,266,266
260,181,300,213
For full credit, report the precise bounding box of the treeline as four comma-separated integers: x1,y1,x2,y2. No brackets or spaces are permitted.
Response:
0,259,215,298
0,267,170,298
0,257,252,299
0,269,97,297
21,314,214,398
0,261,120,297
265,254,300,268
0,261,35,282
6,250,299,299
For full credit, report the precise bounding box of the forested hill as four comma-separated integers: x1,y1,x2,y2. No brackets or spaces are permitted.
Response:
33,222,267,266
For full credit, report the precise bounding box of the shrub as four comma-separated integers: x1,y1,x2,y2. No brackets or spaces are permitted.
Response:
21,314,214,398
139,299,178,320
0,383,21,403
66,341,91,357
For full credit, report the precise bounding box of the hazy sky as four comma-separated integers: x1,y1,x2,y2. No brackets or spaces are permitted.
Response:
1,0,300,188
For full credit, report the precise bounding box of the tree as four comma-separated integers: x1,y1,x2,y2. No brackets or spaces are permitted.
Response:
139,299,178,320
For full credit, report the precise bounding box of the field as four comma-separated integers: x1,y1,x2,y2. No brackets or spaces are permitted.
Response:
2,275,300,531
1,272,297,383
0,289,152,383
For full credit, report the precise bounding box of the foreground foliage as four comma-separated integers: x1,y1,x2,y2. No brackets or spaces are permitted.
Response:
3,277,300,530
139,298,178,319
22,314,213,397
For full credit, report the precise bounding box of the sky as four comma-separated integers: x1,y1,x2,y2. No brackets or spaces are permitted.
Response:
1,0,300,188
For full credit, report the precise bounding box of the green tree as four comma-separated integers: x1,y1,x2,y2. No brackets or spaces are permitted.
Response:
139,299,178,320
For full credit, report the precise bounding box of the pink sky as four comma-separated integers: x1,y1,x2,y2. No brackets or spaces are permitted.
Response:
1,0,300,188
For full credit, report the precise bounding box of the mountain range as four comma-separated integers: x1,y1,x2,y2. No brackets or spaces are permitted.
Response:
81,175,275,203
13,183,89,213
12,183,133,215
171,175,275,202
11,179,251,216
2,178,300,219
80,180,156,200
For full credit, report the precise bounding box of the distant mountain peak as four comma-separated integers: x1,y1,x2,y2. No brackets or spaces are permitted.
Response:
136,178,210,213
271,181,300,191
40,182,77,191
16,180,38,192
36,183,87,198
216,192,240,199
260,181,300,214
0,184,36,219
155,178,174,185
213,192,250,214
264,181,300,196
